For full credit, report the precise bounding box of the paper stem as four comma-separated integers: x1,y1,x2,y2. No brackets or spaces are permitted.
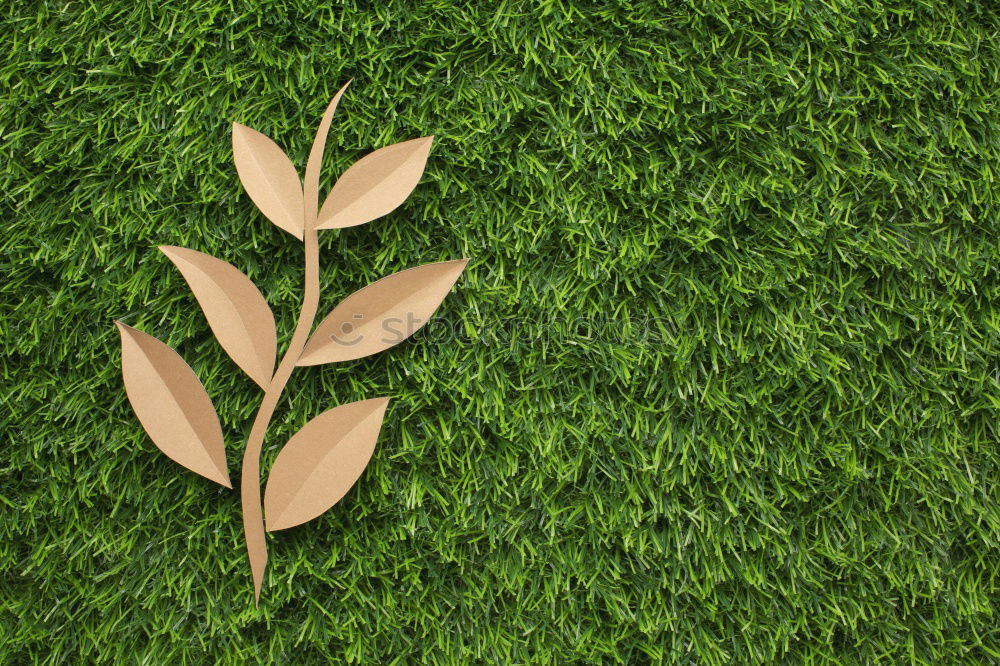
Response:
240,224,320,604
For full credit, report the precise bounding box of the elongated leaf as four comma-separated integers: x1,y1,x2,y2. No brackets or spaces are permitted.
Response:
297,259,468,366
316,136,433,229
304,80,351,227
116,322,230,488
160,246,276,389
264,397,389,531
232,122,304,239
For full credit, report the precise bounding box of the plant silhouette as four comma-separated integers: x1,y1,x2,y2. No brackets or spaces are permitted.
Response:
115,82,468,604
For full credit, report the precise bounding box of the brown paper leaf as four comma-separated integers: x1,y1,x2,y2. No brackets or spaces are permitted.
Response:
297,259,468,366
304,80,351,227
116,322,231,488
315,136,434,229
232,122,304,239
264,397,389,531
160,246,276,389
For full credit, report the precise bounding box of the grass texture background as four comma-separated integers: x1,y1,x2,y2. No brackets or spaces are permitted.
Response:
2,1,999,663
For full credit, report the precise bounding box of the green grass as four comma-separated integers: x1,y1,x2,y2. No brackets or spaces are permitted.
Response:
3,0,1000,662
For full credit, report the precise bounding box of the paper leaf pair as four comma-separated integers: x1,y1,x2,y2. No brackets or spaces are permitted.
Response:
117,318,388,518
234,121,433,235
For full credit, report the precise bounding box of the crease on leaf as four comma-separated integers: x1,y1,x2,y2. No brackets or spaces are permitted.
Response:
116,322,231,488
297,258,469,366
159,246,276,389
264,397,389,531
232,122,305,239
316,136,434,229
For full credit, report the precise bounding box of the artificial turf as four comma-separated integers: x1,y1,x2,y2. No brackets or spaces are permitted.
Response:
2,1,1000,663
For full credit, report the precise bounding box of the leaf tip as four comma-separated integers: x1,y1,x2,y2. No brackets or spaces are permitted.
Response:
115,320,140,337
373,398,391,422
203,458,231,489
231,122,255,148
158,245,199,270
445,257,470,277
158,245,180,260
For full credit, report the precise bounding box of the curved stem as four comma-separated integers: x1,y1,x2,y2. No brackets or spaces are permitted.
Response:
240,85,342,604
241,226,320,604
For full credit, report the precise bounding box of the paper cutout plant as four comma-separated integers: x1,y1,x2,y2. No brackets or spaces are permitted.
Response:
115,82,468,604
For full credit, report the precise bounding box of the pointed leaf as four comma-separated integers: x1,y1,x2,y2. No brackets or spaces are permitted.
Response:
298,259,468,366
304,80,351,227
160,246,276,389
264,397,389,531
116,322,230,488
232,122,304,239
316,136,434,229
